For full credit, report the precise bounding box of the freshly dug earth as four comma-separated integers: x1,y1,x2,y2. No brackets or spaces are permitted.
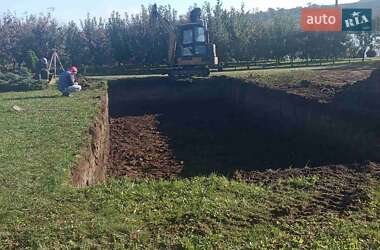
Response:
247,67,375,102
235,162,380,218
108,99,371,179
109,115,183,179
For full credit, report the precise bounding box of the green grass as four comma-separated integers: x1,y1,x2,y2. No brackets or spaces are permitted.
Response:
0,76,379,249
279,175,319,189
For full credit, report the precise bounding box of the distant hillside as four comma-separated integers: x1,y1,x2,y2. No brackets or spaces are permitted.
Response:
300,0,379,15
256,0,379,24
339,0,379,16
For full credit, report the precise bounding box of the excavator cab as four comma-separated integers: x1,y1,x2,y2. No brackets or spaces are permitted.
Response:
151,5,218,79
176,23,218,67
171,9,218,78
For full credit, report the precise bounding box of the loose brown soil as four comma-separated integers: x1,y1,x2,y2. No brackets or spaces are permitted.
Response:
254,67,375,102
109,115,183,179
235,162,380,217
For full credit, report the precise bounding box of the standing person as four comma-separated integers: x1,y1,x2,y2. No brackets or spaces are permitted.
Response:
38,58,50,81
58,66,82,96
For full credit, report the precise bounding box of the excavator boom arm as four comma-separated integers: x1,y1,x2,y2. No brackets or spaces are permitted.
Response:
150,4,177,64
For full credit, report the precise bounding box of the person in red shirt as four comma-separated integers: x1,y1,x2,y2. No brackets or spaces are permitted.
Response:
58,66,82,96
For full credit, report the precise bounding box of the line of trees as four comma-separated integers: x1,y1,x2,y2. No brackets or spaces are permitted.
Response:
0,1,379,71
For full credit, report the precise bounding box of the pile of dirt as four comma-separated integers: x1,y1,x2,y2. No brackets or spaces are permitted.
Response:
234,162,380,217
254,68,373,102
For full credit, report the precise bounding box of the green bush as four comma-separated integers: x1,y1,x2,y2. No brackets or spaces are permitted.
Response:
366,50,377,58
0,70,48,92
25,50,39,73
0,79,8,85
16,67,33,78
4,72,21,81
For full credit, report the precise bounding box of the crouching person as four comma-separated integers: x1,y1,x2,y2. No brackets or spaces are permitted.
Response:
58,66,82,96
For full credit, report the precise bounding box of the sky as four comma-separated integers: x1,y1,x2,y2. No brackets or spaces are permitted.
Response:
0,0,360,23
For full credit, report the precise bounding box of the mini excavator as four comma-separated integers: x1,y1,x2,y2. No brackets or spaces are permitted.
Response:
151,4,218,79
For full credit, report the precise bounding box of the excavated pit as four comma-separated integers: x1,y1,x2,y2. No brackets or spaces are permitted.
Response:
108,74,380,179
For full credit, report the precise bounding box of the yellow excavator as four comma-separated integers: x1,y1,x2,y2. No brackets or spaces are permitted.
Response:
151,4,218,79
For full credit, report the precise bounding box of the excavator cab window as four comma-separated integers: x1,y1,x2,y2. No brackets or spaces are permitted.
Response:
180,26,208,57
182,27,206,45
183,29,193,45
194,27,205,42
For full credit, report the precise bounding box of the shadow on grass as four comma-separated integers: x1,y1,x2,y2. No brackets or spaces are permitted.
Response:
4,95,62,101
313,61,380,71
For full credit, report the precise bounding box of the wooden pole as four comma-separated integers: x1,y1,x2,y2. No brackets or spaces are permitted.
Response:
53,52,57,78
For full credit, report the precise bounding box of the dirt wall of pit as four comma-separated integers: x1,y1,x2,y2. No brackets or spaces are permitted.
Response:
334,68,380,115
229,77,380,161
71,94,110,187
108,78,230,117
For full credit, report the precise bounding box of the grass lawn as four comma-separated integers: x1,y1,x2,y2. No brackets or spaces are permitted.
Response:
0,75,379,249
